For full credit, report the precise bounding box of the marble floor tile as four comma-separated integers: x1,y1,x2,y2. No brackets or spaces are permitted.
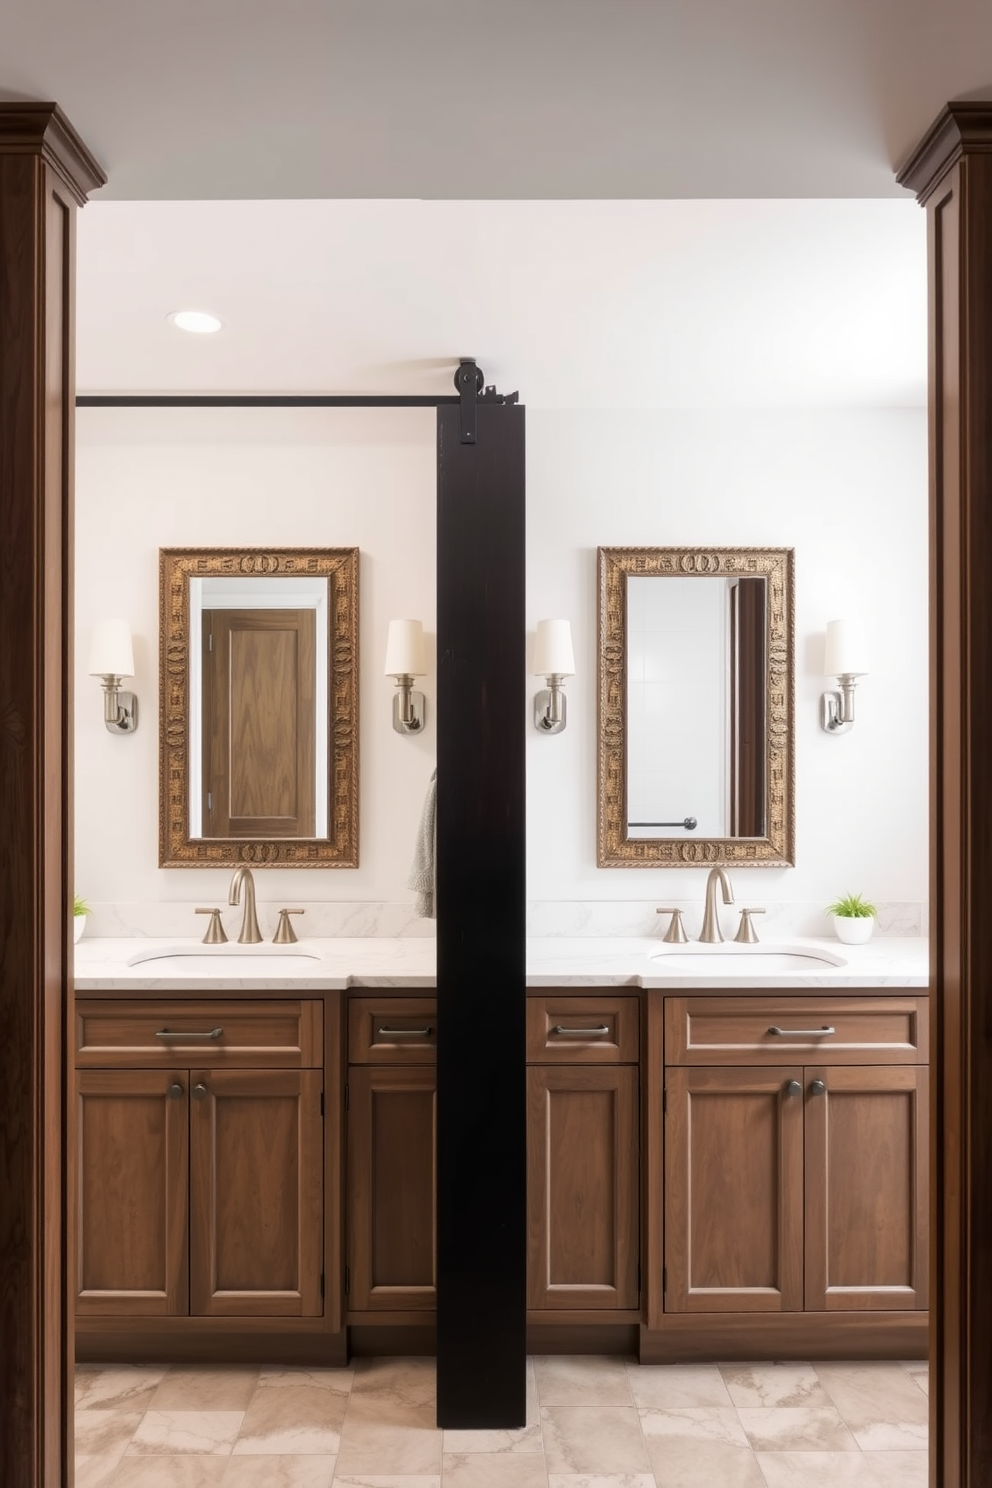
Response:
541,1405,651,1475
756,1451,891,1488
547,1477,656,1488
646,1439,766,1488
108,1457,229,1487
331,1478,440,1488
150,1367,259,1412
813,1363,928,1451
75,1365,168,1413
441,1453,549,1488
736,1405,857,1452
74,1454,130,1488
535,1354,634,1405
349,1356,435,1408
233,1374,348,1455
719,1362,831,1409
74,1410,144,1457
626,1363,732,1409
220,1454,336,1485
861,1450,929,1487
638,1405,749,1448
127,1411,244,1455
334,1398,443,1476
901,1361,929,1398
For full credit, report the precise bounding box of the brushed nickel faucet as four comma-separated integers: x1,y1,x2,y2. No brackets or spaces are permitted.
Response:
229,865,262,944
699,866,734,943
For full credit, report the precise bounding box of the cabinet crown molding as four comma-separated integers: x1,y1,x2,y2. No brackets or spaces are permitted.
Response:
0,101,106,203
897,101,992,204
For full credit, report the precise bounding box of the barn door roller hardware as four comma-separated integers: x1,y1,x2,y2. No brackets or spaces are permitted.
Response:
455,358,519,444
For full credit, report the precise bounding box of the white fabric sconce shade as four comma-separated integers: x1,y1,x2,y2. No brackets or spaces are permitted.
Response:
821,618,868,736
533,618,575,678
385,619,427,734
533,619,574,734
88,618,135,678
824,618,869,678
384,618,427,678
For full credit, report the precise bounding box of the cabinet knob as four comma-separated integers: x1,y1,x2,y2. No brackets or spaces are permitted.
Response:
809,1079,827,1096
167,1082,184,1100
784,1079,802,1097
192,1082,208,1101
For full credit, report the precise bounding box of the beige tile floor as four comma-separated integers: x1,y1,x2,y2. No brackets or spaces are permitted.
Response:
74,1356,929,1488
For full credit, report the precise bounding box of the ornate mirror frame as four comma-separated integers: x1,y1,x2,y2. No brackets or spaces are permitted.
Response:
597,545,795,868
159,546,359,868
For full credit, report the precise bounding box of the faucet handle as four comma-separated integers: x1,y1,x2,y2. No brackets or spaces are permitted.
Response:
195,908,229,945
273,908,304,945
656,907,689,944
734,907,766,944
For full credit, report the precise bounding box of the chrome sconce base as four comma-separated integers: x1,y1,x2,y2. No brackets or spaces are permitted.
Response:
534,678,567,734
392,677,426,734
820,673,861,736
101,677,138,734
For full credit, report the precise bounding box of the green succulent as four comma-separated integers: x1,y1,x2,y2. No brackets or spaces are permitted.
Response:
73,895,90,917
826,892,877,919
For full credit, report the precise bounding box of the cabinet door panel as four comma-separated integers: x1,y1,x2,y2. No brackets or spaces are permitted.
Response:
347,1066,437,1310
527,1065,638,1310
189,1068,323,1317
76,1070,188,1317
805,1064,929,1311
665,1066,804,1313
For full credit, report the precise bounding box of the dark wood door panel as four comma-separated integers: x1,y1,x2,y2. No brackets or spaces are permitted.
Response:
76,999,322,1068
76,1070,189,1317
527,1065,638,1310
347,1066,437,1310
805,1065,929,1312
189,1068,323,1317
665,1065,804,1313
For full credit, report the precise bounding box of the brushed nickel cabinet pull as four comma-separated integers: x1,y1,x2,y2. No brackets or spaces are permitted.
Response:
767,1026,836,1038
784,1079,802,1097
192,1083,208,1100
552,1025,610,1037
809,1079,827,1096
377,1026,433,1038
156,1028,224,1040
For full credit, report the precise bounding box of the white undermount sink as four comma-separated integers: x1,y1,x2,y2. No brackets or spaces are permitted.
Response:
126,947,322,973
648,943,847,972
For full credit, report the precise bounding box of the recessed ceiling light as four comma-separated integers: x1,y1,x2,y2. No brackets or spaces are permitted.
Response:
168,310,223,334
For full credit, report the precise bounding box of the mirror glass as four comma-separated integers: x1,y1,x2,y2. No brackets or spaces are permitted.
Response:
598,546,794,867
159,547,359,868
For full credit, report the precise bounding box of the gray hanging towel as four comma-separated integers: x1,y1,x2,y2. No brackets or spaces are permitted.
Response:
408,767,437,919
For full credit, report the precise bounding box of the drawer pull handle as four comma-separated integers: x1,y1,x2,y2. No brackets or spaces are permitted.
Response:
156,1028,224,1040
767,1026,836,1038
784,1079,802,1097
552,1025,610,1037
809,1079,827,1096
377,1026,433,1038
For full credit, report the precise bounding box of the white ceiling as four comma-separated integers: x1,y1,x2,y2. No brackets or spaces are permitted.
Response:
3,0,992,200
76,198,927,406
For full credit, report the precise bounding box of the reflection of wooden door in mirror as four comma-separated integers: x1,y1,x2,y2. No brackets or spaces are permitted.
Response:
202,609,316,838
730,577,767,838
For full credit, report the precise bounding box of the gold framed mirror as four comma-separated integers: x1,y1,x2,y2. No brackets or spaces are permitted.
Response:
159,546,359,867
597,545,794,867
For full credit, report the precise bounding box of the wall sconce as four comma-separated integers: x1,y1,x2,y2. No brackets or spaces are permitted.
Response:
385,619,427,734
533,619,575,734
820,617,869,736
88,619,138,734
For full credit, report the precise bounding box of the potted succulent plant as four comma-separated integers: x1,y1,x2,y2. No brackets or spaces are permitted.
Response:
826,891,877,944
73,894,90,944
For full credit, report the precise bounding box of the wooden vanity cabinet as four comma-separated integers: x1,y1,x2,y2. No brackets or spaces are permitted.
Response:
75,998,328,1339
658,993,929,1344
526,995,640,1315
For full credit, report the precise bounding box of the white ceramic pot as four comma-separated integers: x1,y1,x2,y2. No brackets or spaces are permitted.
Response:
831,914,874,945
73,914,86,944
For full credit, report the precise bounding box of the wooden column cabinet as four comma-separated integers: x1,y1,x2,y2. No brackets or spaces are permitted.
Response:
526,996,639,1316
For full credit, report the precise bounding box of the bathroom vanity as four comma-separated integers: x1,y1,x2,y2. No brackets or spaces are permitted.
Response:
72,936,928,1366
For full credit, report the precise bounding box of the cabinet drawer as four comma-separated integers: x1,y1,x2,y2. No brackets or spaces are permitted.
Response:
76,1000,322,1068
665,996,928,1066
348,997,437,1063
527,996,639,1063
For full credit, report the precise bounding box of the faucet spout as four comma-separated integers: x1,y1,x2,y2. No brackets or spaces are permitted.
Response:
229,865,262,944
699,866,734,944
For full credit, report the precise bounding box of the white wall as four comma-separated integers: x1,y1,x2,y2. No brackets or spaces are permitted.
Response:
525,407,929,927
76,404,929,935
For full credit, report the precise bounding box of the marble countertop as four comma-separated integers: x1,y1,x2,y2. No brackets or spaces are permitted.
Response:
73,935,929,992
